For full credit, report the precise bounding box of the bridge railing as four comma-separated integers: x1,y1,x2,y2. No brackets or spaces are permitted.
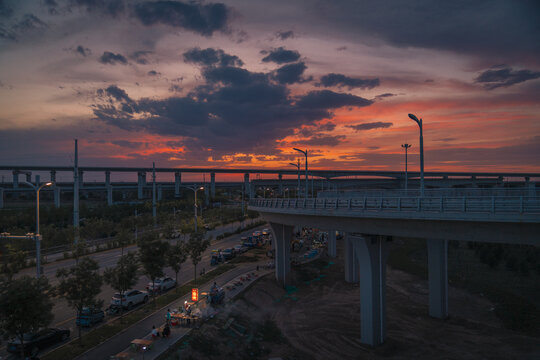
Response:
249,196,540,214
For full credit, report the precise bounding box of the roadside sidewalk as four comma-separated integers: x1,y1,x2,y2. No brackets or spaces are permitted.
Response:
76,262,271,360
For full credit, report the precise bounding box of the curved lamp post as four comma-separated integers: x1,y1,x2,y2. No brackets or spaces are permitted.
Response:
182,185,204,232
408,114,424,196
21,180,53,277
289,159,301,198
293,148,308,198
401,144,412,191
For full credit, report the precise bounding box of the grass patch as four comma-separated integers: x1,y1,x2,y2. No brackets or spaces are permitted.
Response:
42,263,236,360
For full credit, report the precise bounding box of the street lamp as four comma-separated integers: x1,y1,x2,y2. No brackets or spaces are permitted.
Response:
293,148,308,198
182,185,204,232
401,144,412,191
289,159,301,199
21,180,53,277
408,113,424,196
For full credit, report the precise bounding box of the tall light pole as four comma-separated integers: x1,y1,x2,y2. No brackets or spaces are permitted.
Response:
21,180,53,277
293,148,308,198
289,159,301,199
152,162,156,226
182,185,204,232
401,144,412,191
408,114,424,196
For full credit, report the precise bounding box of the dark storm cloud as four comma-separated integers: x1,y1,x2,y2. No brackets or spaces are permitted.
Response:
91,62,373,155
183,47,243,67
318,73,379,90
99,51,128,65
292,134,346,147
111,140,141,148
130,50,152,65
310,0,540,64
261,47,301,64
275,30,294,40
168,84,182,93
474,65,540,90
69,0,125,17
0,25,15,40
0,0,13,17
147,70,160,76
12,14,47,33
273,62,307,84
374,93,396,100
44,0,58,14
75,45,91,56
296,90,372,109
346,122,393,131
98,84,132,102
296,122,336,137
133,1,229,36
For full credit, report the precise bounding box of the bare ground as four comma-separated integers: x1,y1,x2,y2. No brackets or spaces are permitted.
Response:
173,251,540,360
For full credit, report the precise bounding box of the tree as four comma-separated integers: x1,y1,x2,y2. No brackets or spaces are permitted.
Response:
103,252,139,321
116,228,132,256
0,276,54,359
138,237,169,306
187,232,210,282
0,244,27,280
167,242,187,291
56,257,103,344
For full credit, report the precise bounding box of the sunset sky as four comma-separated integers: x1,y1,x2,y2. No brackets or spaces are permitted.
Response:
0,0,539,182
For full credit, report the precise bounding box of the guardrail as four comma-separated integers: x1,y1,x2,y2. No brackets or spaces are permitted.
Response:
250,196,540,215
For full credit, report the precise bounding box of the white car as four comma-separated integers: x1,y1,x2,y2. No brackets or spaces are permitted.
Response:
146,277,176,293
111,289,148,310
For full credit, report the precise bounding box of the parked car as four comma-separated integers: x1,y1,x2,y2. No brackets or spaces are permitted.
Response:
234,244,247,254
211,249,224,266
146,277,176,293
222,248,235,260
76,307,105,327
111,289,148,309
7,328,70,357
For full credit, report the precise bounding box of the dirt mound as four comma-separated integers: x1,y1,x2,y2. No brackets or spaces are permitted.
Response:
172,256,540,359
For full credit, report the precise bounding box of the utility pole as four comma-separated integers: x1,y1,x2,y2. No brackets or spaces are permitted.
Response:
152,162,156,226
73,139,79,244
401,144,412,191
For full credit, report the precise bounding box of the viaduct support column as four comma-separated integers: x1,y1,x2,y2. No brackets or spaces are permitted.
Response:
344,233,359,283
12,171,19,189
157,184,163,201
105,171,113,206
174,172,181,198
50,170,56,183
352,234,390,346
0,188,3,209
25,173,32,183
427,239,448,319
210,172,216,198
54,187,61,208
327,229,337,258
138,172,146,200
270,222,293,285
244,173,250,199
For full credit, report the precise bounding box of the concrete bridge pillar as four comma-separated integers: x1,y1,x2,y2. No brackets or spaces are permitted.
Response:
174,172,181,198
352,234,390,346
35,174,40,186
0,188,3,209
344,233,359,283
327,229,337,258
50,170,56,183
471,176,477,188
54,187,60,208
25,172,32,183
137,172,146,199
270,222,293,285
244,173,251,199
157,184,163,201
278,173,283,195
78,171,84,187
107,185,113,206
427,239,448,319
12,171,19,189
105,171,111,187
210,172,216,198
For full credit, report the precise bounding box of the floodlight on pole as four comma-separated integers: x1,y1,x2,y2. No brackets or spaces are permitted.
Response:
289,160,301,198
21,180,54,277
293,148,308,198
408,113,424,196
401,144,412,191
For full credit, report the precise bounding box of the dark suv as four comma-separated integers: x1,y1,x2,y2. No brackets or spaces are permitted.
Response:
7,328,70,357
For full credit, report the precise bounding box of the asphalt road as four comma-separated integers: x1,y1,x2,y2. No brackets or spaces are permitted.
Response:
0,221,267,359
